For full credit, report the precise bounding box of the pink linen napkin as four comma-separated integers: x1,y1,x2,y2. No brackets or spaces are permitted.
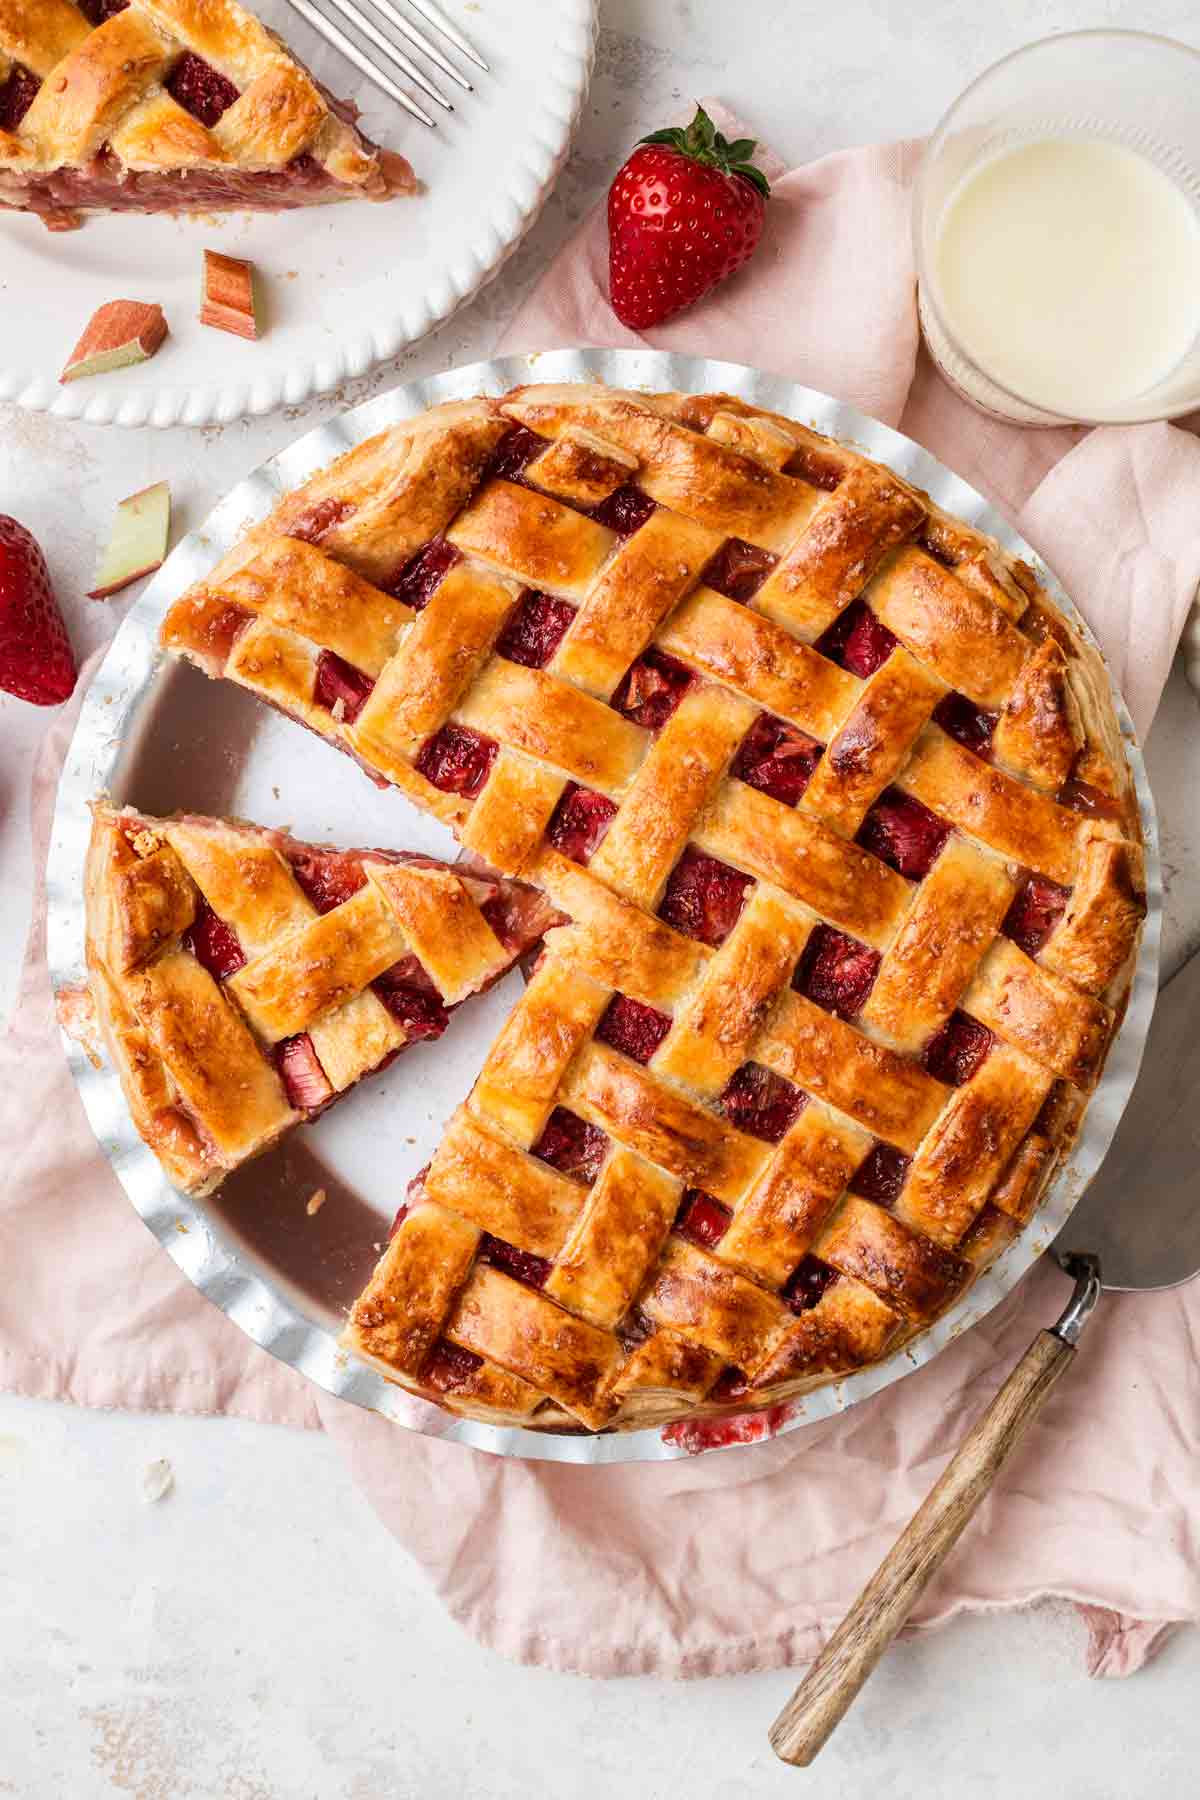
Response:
4,117,1200,1683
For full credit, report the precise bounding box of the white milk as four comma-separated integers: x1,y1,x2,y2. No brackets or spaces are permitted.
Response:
932,138,1200,417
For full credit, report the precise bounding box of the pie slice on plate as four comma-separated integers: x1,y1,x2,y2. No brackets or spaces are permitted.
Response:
0,0,415,230
79,803,555,1198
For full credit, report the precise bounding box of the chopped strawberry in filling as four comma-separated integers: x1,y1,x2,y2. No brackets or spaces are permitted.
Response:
166,52,239,126
702,537,778,603
182,898,246,981
544,782,617,865
719,1062,806,1144
658,847,752,947
314,650,375,724
923,1011,995,1086
479,1233,552,1290
850,1143,911,1207
424,1339,484,1393
0,64,39,131
373,972,449,1042
795,924,880,1020
858,787,949,879
934,691,998,759
783,1254,841,1314
275,1033,333,1111
286,847,367,914
486,425,547,484
732,712,823,806
675,1189,733,1249
596,993,672,1064
495,590,577,669
414,724,498,798
287,497,354,545
1002,872,1070,958
817,599,898,678
610,647,695,731
531,1107,608,1185
387,537,461,609
589,485,657,537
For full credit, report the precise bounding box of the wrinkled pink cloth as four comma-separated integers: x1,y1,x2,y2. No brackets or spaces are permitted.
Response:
4,123,1200,1683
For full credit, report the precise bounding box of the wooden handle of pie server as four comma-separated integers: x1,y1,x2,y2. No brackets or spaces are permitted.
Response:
769,1327,1076,1766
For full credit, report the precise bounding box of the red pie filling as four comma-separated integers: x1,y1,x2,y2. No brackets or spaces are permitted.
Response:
675,1189,732,1250
275,1033,334,1111
923,1010,995,1086
286,847,367,913
850,1142,911,1207
1002,872,1070,958
610,648,695,731
313,649,375,723
785,445,843,492
485,425,547,485
479,1233,553,1290
933,691,998,759
658,847,753,947
415,724,498,798
1058,776,1126,821
702,537,778,603
794,925,880,1020
495,590,577,669
531,1107,608,1185
286,498,354,545
166,52,240,127
79,0,130,19
387,537,461,609
783,1253,841,1314
590,485,657,537
373,970,450,1041
0,64,39,131
731,712,823,806
818,600,898,678
424,1339,484,1393
545,782,617,865
182,897,246,981
857,787,949,879
596,994,672,1065
719,1062,806,1144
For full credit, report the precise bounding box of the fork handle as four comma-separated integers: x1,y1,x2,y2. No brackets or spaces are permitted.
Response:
769,1256,1102,1767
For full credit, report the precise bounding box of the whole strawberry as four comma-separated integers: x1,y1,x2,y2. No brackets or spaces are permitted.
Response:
0,515,77,705
607,105,769,331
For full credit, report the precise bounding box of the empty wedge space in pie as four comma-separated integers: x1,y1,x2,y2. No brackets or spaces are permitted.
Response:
140,378,1146,1432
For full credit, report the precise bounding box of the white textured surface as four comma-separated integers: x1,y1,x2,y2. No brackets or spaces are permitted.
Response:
3,0,1200,1791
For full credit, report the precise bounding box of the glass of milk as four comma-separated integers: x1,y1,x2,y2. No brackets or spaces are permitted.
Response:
915,31,1200,425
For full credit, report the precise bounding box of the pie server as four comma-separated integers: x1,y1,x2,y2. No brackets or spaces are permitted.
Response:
770,947,1200,1766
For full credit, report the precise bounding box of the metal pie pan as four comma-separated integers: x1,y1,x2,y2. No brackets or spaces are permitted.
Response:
46,348,1161,1463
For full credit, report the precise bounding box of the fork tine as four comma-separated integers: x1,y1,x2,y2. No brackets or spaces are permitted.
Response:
361,0,474,92
284,0,436,125
320,0,454,108
404,0,489,73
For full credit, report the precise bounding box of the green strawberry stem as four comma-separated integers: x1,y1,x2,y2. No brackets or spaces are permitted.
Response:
639,103,770,199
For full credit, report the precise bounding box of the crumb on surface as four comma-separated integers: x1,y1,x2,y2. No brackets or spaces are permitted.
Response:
306,1187,327,1217
140,1458,173,1504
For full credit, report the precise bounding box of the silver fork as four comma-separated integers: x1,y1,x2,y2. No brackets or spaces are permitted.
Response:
285,0,488,129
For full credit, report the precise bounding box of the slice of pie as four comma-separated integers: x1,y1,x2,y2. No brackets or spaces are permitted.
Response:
0,0,415,231
80,802,556,1197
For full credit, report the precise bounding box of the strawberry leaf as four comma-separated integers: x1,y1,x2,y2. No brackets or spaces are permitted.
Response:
636,105,770,196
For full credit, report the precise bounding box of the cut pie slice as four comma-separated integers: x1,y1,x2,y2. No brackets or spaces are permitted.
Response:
78,802,556,1197
0,0,416,231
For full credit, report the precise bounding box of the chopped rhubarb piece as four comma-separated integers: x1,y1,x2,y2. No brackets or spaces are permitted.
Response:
719,1062,806,1144
675,1189,732,1250
486,425,546,484
388,1202,410,1239
923,1011,995,1086
288,498,353,546
314,649,375,723
88,482,171,599
596,993,672,1064
531,1107,608,1185
373,976,449,1042
286,848,367,913
544,782,617,865
387,537,460,608
658,847,752,947
731,712,822,806
1058,776,1125,821
166,53,239,127
414,724,498,798
817,599,898,678
610,648,695,731
275,1033,333,1111
480,1233,553,1290
61,300,169,384
1002,872,1070,958
858,787,949,879
0,64,39,133
424,1339,484,1393
702,537,778,602
795,925,880,1020
783,1254,841,1314
850,1143,911,1207
589,484,657,537
934,691,998,758
182,897,246,981
200,250,260,340
495,590,577,668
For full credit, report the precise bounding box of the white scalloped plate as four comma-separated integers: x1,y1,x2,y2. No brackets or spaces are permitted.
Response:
0,0,595,428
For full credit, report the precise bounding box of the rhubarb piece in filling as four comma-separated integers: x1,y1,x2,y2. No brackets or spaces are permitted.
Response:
658,848,753,947
610,648,695,731
817,599,898,678
544,783,618,866
595,993,673,1065
675,1189,733,1250
731,712,822,806
531,1108,608,1185
794,924,880,1021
